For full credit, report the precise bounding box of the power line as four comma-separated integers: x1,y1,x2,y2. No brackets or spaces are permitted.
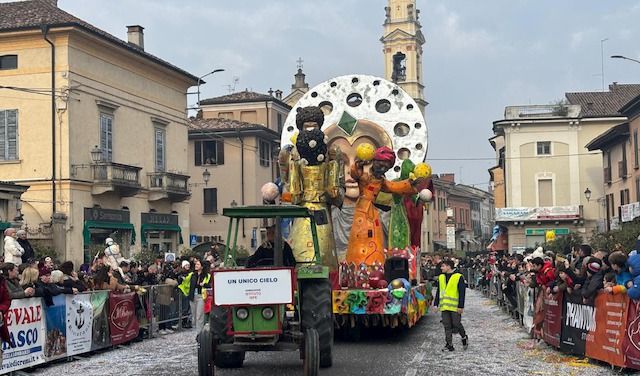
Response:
426,151,601,161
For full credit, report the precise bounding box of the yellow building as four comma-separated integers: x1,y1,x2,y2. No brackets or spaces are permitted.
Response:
491,83,640,252
189,91,290,251
0,0,199,265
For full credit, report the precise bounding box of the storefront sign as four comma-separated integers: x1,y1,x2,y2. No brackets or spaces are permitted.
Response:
44,295,67,360
446,224,455,249
66,294,93,356
141,212,178,226
109,293,139,346
0,298,46,373
585,293,627,367
84,207,130,223
496,206,580,222
525,228,569,236
543,291,563,348
214,268,294,306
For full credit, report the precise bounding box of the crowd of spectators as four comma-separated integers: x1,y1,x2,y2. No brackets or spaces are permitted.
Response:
1,227,223,337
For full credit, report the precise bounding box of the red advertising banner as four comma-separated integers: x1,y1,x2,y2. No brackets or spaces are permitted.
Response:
624,299,640,370
585,293,628,367
108,292,139,346
542,291,563,348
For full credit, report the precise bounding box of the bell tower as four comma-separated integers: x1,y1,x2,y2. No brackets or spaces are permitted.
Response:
381,0,427,113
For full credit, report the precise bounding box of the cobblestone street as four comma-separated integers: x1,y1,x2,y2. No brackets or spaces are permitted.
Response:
26,289,621,376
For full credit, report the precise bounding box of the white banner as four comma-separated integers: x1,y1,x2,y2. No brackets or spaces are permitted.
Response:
621,202,640,222
446,225,455,249
495,206,580,221
65,294,93,356
214,268,293,306
0,298,46,373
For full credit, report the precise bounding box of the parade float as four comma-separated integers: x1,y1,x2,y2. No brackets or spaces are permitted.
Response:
279,75,433,335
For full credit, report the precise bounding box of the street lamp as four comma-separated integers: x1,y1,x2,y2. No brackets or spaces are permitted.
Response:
611,55,640,65
584,187,592,202
90,145,102,163
197,68,225,107
230,200,238,208
202,168,211,186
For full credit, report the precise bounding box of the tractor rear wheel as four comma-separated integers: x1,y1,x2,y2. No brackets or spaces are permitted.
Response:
209,306,245,368
303,328,319,376
197,327,215,376
301,280,333,368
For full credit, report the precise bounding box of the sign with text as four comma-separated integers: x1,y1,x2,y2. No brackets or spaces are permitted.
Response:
0,298,46,373
495,206,580,221
66,294,93,356
585,293,628,367
214,268,294,306
108,292,139,346
84,207,130,223
542,291,563,348
560,292,593,356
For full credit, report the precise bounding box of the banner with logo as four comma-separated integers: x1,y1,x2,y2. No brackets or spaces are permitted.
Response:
0,297,46,373
522,286,535,333
559,292,593,356
542,291,563,348
91,291,111,350
108,292,139,345
65,294,93,356
44,294,67,360
624,299,640,369
585,293,628,367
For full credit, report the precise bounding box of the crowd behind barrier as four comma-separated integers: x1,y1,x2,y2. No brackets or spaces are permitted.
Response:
1,227,222,375
0,284,190,374
452,245,640,371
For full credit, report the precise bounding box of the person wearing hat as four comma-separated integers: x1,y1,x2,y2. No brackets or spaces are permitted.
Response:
177,259,193,328
345,146,426,265
581,257,604,303
16,230,34,265
3,228,24,266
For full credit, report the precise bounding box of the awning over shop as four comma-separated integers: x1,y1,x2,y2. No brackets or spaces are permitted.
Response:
434,240,447,248
83,221,136,245
140,223,183,245
0,222,12,231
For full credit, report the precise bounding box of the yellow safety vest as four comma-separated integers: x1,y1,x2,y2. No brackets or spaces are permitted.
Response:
438,273,461,312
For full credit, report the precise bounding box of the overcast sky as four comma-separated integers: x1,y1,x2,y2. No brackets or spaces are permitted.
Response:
52,0,640,188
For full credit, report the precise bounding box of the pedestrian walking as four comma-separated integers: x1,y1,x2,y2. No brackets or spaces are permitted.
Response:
434,259,468,352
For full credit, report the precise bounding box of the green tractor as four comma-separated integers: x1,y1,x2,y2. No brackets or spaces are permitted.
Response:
197,205,334,376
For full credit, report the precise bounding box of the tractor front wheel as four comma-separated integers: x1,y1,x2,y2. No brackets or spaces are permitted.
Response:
303,328,319,376
301,280,333,368
209,306,245,368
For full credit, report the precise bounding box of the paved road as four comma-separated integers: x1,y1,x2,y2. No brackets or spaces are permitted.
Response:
28,290,619,376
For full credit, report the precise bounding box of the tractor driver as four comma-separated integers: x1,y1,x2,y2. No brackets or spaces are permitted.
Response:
246,225,297,268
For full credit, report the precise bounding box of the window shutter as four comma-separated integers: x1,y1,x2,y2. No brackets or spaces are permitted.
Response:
195,141,202,166
0,111,6,159
216,140,224,165
6,110,17,159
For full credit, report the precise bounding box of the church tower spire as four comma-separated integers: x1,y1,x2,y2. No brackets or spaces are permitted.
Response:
381,0,427,113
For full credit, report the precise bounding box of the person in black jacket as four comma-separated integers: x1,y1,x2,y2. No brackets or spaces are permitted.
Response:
246,225,296,268
581,257,604,303
16,230,35,265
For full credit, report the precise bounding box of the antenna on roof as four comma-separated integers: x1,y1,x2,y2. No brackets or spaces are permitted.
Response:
225,77,240,93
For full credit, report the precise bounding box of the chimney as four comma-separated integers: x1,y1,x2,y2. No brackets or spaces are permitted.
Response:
439,173,456,183
275,89,283,100
268,88,274,96
126,25,144,50
42,0,58,6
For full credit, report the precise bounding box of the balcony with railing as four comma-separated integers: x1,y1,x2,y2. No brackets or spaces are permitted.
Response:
91,162,142,197
148,172,190,202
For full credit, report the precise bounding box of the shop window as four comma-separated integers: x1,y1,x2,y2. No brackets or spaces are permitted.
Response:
154,128,165,172
195,140,224,166
0,109,18,160
99,113,113,161
259,139,271,167
0,55,17,70
536,141,551,156
204,188,218,214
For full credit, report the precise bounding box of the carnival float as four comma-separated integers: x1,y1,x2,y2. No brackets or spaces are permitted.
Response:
276,74,434,335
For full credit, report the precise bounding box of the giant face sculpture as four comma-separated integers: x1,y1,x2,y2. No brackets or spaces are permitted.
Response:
324,119,393,203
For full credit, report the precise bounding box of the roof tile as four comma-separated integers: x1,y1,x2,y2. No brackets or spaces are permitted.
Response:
565,83,640,117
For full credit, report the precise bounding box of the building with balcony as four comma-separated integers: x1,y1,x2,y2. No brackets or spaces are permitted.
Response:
491,83,640,253
188,92,289,251
0,1,198,265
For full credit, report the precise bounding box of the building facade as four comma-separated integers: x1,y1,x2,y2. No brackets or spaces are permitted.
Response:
0,1,198,265
188,92,290,251
491,83,640,253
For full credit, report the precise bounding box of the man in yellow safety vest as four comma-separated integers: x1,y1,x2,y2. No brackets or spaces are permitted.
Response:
434,259,468,351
